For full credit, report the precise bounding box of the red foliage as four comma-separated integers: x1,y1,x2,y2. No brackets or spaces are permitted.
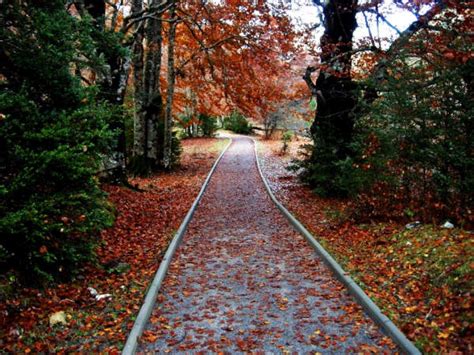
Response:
0,138,227,352
170,1,308,122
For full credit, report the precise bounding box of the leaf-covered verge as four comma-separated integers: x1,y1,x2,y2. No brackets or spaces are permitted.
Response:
258,138,473,353
0,138,229,353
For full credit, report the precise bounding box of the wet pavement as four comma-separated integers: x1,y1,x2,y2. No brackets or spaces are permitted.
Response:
138,137,396,353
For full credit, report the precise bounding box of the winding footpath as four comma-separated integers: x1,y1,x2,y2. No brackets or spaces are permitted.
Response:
137,137,397,353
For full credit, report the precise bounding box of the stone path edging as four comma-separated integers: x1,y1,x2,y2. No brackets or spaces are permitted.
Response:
122,138,232,355
252,138,421,355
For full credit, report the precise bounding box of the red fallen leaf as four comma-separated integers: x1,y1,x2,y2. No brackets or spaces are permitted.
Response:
39,245,48,254
258,138,472,353
141,330,159,343
443,51,455,60
236,338,249,351
1,138,225,353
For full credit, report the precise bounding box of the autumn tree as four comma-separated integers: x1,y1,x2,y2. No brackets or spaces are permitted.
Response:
172,1,302,125
126,0,303,172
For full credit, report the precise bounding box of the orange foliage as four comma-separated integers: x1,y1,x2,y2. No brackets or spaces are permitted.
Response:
170,0,308,121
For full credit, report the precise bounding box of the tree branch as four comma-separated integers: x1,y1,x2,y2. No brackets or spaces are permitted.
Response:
303,66,318,96
363,8,402,36
121,0,172,33
177,34,239,72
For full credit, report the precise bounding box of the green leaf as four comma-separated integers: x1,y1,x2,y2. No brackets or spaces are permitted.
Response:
309,97,317,111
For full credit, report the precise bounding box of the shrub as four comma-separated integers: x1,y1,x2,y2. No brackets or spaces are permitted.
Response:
176,111,198,138
348,57,473,223
0,1,115,284
177,112,218,138
223,111,252,134
198,113,218,137
291,141,356,197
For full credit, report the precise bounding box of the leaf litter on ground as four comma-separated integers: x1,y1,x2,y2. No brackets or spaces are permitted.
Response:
257,136,473,353
0,138,229,353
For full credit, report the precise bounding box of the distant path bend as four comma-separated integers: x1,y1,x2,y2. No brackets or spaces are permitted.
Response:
138,136,396,353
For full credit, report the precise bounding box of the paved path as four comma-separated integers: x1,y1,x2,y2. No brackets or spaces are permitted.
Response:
138,137,396,353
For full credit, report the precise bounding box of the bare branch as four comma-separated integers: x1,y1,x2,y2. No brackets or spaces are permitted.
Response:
362,11,378,49
121,0,172,33
363,8,402,36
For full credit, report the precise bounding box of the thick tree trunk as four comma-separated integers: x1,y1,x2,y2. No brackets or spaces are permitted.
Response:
310,0,358,159
131,0,167,174
302,0,358,195
163,1,178,169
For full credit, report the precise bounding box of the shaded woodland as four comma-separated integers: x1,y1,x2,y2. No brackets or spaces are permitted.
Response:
0,0,472,352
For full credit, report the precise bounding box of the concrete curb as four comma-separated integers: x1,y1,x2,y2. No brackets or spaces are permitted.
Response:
122,138,233,355
252,138,421,355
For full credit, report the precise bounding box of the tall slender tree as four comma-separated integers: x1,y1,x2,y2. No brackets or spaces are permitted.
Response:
163,0,178,169
130,0,170,174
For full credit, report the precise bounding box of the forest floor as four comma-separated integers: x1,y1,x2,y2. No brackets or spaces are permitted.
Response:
1,134,471,353
138,136,397,353
0,137,229,353
257,136,473,353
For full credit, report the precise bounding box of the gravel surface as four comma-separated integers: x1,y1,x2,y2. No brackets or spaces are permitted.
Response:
138,137,397,353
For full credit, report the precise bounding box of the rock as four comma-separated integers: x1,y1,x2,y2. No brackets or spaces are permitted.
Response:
87,287,98,296
441,221,454,229
49,311,67,326
405,221,421,229
87,286,112,301
8,328,20,337
96,293,112,301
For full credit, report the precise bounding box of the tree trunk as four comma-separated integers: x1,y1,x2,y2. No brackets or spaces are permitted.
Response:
131,0,147,170
143,0,164,168
303,0,358,195
74,0,128,182
163,1,178,169
311,0,358,159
